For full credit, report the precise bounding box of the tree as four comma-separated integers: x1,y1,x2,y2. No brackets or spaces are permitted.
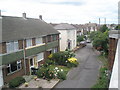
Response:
115,25,120,30
77,35,84,42
99,25,108,33
89,31,109,55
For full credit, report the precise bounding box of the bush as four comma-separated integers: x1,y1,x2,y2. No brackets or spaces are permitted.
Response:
46,59,55,65
9,77,26,88
57,71,66,80
37,67,47,78
66,61,79,68
37,67,55,80
51,51,75,66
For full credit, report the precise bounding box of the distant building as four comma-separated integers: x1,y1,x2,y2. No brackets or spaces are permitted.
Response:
0,13,60,86
83,22,98,33
53,23,77,51
71,24,84,36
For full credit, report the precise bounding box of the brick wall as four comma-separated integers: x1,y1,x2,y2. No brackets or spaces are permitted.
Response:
18,40,23,49
108,38,118,71
32,38,36,46
0,42,6,54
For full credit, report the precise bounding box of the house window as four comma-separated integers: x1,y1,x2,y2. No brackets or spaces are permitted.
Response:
47,36,51,42
35,37,43,45
37,52,44,62
7,60,22,74
6,41,18,53
26,39,32,48
52,35,57,41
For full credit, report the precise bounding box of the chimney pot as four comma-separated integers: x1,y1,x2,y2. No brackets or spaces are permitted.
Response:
39,15,42,20
23,13,26,18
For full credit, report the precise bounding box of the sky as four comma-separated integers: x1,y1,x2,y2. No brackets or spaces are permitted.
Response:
0,0,119,24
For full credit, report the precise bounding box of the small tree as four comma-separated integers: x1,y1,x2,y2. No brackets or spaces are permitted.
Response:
99,25,108,33
77,35,84,42
115,25,120,30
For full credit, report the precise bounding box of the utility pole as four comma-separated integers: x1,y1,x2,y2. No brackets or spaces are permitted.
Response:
104,18,106,25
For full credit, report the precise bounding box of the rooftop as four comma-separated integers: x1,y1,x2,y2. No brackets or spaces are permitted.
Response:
54,23,76,30
0,15,59,43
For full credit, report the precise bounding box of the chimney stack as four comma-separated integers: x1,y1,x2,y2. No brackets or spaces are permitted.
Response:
39,15,42,20
22,12,26,18
99,18,100,25
104,18,106,24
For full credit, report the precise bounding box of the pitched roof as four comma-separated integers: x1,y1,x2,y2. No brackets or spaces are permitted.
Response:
0,16,59,42
54,23,76,30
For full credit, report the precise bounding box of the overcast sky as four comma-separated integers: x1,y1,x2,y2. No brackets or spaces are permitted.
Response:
0,0,119,24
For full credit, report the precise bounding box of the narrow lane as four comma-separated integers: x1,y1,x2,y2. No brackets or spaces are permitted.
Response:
54,43,102,88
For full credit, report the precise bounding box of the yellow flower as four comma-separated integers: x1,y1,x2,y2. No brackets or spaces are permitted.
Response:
68,57,77,63
48,54,53,58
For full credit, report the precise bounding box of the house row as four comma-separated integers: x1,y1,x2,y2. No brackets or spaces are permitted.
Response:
0,13,60,87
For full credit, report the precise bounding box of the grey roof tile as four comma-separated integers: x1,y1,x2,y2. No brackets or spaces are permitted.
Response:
0,16,59,42
54,23,76,30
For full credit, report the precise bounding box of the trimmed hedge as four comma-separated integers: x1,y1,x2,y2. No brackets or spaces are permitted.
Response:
9,76,26,88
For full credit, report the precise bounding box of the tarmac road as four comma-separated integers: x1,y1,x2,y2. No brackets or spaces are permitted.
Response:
54,43,102,88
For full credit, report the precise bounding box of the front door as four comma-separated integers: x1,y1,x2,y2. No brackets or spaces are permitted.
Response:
0,67,3,87
29,57,38,75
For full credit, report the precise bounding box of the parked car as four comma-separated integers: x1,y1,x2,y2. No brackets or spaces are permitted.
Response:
80,41,86,47
86,39,91,43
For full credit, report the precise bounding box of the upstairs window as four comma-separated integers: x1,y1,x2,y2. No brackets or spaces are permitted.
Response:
47,35,51,42
6,41,18,53
26,39,32,48
52,35,57,41
35,37,43,45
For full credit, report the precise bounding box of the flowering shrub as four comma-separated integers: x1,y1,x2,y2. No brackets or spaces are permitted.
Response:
67,58,79,68
48,54,53,58
37,67,55,80
37,65,67,80
68,57,77,63
51,50,75,66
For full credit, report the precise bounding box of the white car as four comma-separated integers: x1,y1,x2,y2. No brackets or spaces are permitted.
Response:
86,39,91,43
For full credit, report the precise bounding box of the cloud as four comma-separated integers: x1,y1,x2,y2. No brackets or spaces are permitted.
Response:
0,0,119,24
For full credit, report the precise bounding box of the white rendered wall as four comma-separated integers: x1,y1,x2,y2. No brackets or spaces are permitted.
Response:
58,30,67,51
58,29,76,51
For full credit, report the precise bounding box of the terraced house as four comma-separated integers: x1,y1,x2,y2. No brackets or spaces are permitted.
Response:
0,13,60,87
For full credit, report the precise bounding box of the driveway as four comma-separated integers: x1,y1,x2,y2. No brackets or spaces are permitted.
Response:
54,43,102,88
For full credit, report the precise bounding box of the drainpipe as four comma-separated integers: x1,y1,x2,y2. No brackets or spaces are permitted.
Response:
23,39,27,75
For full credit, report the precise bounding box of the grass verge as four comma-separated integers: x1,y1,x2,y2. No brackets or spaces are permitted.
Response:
91,55,109,89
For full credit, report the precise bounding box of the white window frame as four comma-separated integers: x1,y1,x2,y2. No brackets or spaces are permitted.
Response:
26,39,32,48
6,41,18,53
37,52,44,62
17,60,22,70
35,37,43,45
7,60,22,74
14,41,19,51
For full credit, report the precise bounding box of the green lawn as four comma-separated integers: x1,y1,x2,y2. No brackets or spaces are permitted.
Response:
91,55,109,89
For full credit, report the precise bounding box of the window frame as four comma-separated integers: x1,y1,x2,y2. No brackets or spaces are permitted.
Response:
26,39,32,48
6,41,19,53
7,60,22,75
35,37,43,45
37,52,44,62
